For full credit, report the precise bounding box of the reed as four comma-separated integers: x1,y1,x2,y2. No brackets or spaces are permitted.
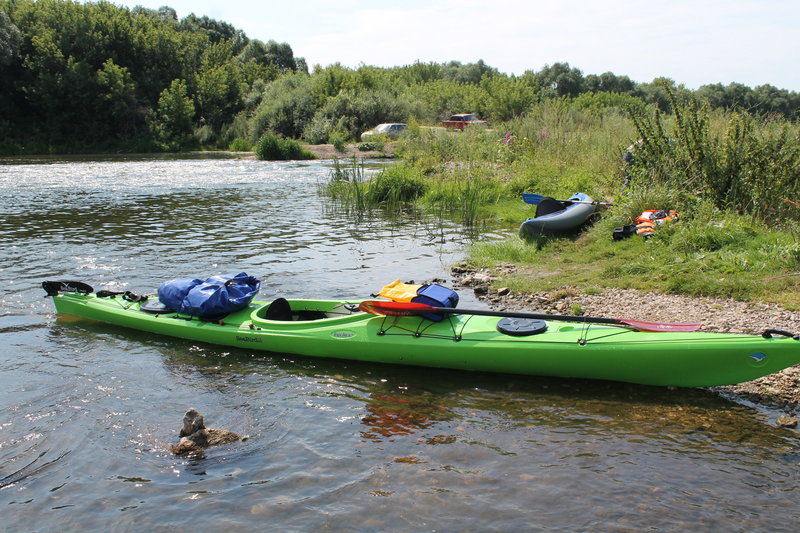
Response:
322,157,369,215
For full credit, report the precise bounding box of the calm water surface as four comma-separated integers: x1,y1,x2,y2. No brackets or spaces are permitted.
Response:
1,156,799,531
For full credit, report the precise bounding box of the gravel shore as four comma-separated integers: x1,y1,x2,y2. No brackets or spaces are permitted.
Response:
449,263,800,419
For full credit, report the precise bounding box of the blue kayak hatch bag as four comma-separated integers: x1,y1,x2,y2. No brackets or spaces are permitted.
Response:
158,272,261,317
411,284,459,322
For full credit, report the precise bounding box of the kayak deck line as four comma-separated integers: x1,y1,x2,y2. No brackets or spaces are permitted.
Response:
58,291,777,346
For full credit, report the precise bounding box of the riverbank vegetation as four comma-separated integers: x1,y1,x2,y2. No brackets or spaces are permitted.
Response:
323,94,800,307
255,133,315,160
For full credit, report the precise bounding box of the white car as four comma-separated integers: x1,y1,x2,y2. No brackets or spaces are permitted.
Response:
361,123,407,141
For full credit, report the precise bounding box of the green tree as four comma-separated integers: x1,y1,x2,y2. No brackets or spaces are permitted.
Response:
180,13,247,53
481,75,536,122
305,88,410,141
96,58,138,137
440,59,497,84
404,79,488,121
584,71,639,95
148,78,196,151
195,41,242,132
0,8,21,66
249,72,319,139
531,62,585,98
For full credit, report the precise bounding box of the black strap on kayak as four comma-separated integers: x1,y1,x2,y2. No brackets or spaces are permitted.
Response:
96,290,122,298
123,291,148,303
42,280,94,297
762,329,800,340
96,290,148,303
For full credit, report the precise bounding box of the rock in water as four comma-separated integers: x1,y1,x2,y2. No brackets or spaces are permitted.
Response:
776,414,798,428
171,408,242,456
179,408,205,437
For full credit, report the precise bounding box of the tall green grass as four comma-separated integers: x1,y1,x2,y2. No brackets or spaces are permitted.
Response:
629,89,800,225
321,158,426,217
322,158,370,214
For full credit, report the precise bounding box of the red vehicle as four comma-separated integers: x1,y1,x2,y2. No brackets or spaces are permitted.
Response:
442,113,488,130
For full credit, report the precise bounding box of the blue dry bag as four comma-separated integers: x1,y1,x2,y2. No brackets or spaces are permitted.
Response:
158,272,261,317
412,284,459,322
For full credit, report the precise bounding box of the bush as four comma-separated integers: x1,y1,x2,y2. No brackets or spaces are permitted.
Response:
330,131,348,153
629,90,800,225
228,138,253,151
358,141,384,151
255,133,316,160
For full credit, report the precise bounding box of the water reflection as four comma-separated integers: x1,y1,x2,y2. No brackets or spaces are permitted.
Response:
360,389,458,441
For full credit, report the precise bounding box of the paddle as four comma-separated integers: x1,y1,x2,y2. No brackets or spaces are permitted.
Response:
358,300,702,332
522,193,613,206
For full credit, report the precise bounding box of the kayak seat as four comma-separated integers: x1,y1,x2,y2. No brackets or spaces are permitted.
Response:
535,197,569,217
265,297,293,321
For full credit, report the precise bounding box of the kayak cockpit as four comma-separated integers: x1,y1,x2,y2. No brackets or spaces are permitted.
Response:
250,298,366,327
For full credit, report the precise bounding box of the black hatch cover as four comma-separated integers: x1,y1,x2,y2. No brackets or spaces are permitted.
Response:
496,317,548,336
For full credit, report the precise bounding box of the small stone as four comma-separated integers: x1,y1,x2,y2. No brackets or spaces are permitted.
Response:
776,415,798,428
171,408,242,456
497,287,511,296
473,273,497,284
473,285,489,295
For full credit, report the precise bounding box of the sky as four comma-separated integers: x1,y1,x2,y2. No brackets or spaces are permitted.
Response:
111,0,800,91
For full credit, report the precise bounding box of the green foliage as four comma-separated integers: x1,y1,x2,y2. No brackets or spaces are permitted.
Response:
96,59,137,130
422,168,504,227
572,91,646,116
695,81,800,119
255,132,315,160
304,87,411,141
526,62,586,98
480,75,537,121
227,137,253,151
629,89,800,224
321,157,371,215
440,59,498,84
330,131,348,153
402,79,488,122
0,0,302,154
250,73,320,140
195,41,243,136
367,166,427,204
358,141,384,151
0,8,21,66
322,159,426,216
148,79,197,151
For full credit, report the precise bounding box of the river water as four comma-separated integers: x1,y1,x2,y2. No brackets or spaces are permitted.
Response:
1,155,799,531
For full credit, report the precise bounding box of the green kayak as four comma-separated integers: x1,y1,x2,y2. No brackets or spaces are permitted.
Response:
46,287,800,388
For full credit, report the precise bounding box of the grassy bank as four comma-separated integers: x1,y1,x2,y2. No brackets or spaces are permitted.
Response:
323,97,800,308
